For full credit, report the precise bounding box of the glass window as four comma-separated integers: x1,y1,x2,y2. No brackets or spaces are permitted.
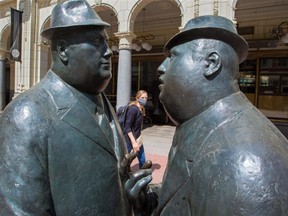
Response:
260,57,288,69
278,58,288,68
131,57,164,97
281,76,288,95
260,58,273,68
259,75,280,95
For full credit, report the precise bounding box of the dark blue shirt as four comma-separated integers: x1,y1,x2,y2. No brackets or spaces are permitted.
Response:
124,105,143,144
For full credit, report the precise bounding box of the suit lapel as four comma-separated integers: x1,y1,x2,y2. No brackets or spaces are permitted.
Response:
42,71,117,160
157,128,191,212
61,104,116,159
101,94,128,160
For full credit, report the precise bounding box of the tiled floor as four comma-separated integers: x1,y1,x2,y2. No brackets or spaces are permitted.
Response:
131,125,176,183
131,153,168,183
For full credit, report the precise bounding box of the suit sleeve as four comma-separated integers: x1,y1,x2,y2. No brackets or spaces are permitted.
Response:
0,100,55,216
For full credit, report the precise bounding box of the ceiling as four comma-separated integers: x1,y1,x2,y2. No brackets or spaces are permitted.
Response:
235,0,288,48
97,0,288,51
235,0,288,22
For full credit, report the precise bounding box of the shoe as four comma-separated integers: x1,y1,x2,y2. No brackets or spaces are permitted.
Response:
141,160,152,169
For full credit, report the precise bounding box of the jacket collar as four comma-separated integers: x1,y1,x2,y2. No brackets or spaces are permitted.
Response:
42,70,118,160
157,92,252,212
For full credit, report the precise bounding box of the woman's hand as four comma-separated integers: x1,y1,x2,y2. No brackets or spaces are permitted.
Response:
128,132,140,152
132,140,140,152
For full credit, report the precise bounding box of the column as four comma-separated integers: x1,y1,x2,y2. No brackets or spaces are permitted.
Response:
0,49,7,110
115,32,135,110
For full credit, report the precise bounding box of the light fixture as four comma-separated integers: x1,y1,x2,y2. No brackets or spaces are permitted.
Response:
111,44,118,52
132,8,154,52
132,36,154,52
135,45,142,52
281,33,288,44
42,38,49,45
132,43,138,50
109,13,119,53
145,44,152,51
272,21,288,43
108,38,119,53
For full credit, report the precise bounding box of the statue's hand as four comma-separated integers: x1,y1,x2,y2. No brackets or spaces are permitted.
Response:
125,169,157,216
125,169,152,200
120,150,138,179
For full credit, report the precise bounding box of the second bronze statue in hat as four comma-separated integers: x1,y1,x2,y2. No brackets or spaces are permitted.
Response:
164,15,248,63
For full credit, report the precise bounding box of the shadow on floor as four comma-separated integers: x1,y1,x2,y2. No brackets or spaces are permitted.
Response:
131,163,162,172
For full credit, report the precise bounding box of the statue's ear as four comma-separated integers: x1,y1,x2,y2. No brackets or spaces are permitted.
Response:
204,52,221,78
57,40,69,62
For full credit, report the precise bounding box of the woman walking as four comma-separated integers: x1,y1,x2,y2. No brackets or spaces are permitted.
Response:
125,90,152,169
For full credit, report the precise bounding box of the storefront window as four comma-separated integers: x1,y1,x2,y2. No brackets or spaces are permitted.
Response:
131,60,160,97
258,57,288,119
239,54,288,120
239,59,256,104
131,56,168,123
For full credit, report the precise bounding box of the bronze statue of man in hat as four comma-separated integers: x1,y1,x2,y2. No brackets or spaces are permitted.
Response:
126,15,288,215
0,0,137,215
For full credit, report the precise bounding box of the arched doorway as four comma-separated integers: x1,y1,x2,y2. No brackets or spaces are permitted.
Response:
129,0,181,123
39,17,51,80
96,5,119,106
0,24,15,107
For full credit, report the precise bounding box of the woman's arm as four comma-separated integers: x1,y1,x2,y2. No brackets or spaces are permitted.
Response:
126,106,141,152
127,131,140,152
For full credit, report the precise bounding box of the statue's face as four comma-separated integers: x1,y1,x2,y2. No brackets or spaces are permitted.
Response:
158,41,207,125
63,28,112,94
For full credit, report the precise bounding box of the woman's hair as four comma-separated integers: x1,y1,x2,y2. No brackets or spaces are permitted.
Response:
129,90,148,114
135,90,147,100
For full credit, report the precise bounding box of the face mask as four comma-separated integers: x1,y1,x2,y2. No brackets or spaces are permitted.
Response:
138,98,147,106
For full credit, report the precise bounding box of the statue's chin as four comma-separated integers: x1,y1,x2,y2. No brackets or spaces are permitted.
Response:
161,105,180,126
97,82,109,93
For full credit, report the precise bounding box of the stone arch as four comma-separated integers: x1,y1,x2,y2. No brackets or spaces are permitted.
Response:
38,16,51,79
128,0,184,33
0,24,15,106
0,24,10,51
94,3,119,43
232,0,238,10
40,16,51,45
125,0,182,51
232,0,238,21
94,3,118,18
93,3,119,96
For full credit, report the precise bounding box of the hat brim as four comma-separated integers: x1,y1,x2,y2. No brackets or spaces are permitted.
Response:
164,27,248,63
41,21,110,40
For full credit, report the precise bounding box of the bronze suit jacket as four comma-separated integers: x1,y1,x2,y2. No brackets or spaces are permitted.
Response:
155,92,288,216
0,71,130,216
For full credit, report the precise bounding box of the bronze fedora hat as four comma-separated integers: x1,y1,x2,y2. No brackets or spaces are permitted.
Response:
41,0,110,39
164,15,248,63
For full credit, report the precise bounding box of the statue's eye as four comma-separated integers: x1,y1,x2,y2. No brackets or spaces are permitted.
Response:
92,37,101,46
